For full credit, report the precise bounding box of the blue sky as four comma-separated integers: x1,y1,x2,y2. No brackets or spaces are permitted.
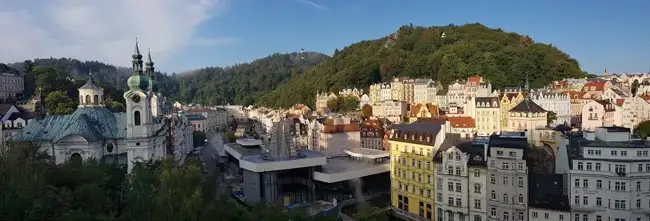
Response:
0,0,648,74
174,0,649,74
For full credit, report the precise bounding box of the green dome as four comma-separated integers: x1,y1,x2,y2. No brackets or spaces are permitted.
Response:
127,75,150,91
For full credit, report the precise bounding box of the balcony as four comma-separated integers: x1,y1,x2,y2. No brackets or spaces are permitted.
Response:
571,205,606,213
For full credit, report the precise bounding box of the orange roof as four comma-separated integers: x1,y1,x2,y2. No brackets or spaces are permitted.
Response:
467,76,482,83
322,124,360,133
640,94,650,101
584,81,606,91
362,119,382,129
567,91,587,99
409,103,439,117
294,104,308,110
446,116,475,128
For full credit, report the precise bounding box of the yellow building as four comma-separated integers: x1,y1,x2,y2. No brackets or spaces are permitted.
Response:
498,90,524,128
389,119,451,220
475,97,501,136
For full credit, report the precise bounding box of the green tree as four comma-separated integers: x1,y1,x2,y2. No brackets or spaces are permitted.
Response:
361,104,373,119
105,100,125,112
225,132,237,143
193,131,207,147
45,91,77,115
635,120,650,139
547,111,557,125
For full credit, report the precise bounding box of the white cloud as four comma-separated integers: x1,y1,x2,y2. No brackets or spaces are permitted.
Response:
295,0,328,10
0,0,231,69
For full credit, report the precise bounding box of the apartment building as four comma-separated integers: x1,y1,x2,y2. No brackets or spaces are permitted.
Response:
486,132,529,221
0,72,24,102
433,139,488,221
475,97,501,136
581,100,609,131
499,90,525,129
318,116,361,157
530,91,571,126
390,119,450,221
447,81,466,106
373,100,408,123
414,79,438,104
506,99,547,144
527,174,570,221
361,118,385,150
556,127,650,221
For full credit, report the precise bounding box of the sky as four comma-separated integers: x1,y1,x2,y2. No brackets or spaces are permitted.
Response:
0,0,648,74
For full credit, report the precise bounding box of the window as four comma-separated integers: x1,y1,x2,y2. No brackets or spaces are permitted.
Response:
502,162,509,169
575,179,580,187
503,194,508,203
448,182,453,191
517,162,524,169
615,181,627,191
474,169,480,177
490,191,496,200
518,212,524,221
596,197,602,206
577,162,584,170
509,151,516,157
490,208,496,217
436,193,442,202
447,166,453,174
474,215,481,221
497,151,503,155
596,216,602,221
544,213,549,219
474,183,481,193
474,199,481,209
532,212,538,218
518,194,523,203
583,196,588,205
574,196,579,205
611,150,617,156
596,180,602,189
595,163,601,171
502,212,509,221
503,176,508,185
448,197,454,205
637,199,641,208
455,198,461,207
637,181,642,190
583,179,588,188
490,174,495,184
455,183,461,192
455,167,461,175
639,164,644,172
518,177,524,187
621,151,628,156
134,111,141,125
586,163,592,170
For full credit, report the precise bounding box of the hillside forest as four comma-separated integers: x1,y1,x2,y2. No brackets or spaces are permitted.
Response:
2,23,586,112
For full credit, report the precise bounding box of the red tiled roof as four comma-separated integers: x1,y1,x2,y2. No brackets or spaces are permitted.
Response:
583,81,606,91
467,76,482,83
446,116,475,128
185,107,211,113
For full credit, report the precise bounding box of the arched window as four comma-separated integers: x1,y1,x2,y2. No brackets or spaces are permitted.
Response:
70,153,82,164
93,95,99,105
85,95,91,104
134,111,141,125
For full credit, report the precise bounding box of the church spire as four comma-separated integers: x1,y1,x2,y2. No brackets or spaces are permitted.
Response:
132,38,143,75
145,48,155,77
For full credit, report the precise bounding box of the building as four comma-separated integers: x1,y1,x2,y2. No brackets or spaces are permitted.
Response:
361,118,385,150
318,116,361,157
556,127,650,221
373,100,408,123
187,114,207,132
186,107,218,132
0,72,24,102
389,119,450,220
620,96,650,131
568,91,593,127
530,91,571,126
447,117,476,139
580,100,608,131
507,99,547,144
8,41,193,171
408,103,440,123
369,84,381,104
475,97,501,136
486,133,529,221
447,81,466,106
413,78,437,104
499,89,525,129
1,105,38,152
527,174,570,221
391,77,407,102
433,139,488,221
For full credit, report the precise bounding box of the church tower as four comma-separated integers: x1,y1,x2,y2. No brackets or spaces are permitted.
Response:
78,71,104,108
145,49,162,117
124,39,153,139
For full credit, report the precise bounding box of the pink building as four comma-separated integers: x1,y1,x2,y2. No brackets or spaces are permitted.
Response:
319,116,361,157
581,100,616,131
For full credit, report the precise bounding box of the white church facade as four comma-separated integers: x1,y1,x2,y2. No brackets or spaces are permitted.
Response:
9,41,194,171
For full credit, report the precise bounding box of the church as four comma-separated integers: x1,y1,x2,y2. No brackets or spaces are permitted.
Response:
9,41,194,171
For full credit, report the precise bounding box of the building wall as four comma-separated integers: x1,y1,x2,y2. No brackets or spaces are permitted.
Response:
0,73,24,100
486,147,528,221
528,208,569,221
390,139,436,220
581,101,605,131
434,147,471,221
476,107,500,136
320,131,360,157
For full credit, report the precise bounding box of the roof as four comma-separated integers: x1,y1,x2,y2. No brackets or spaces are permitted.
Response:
583,81,606,91
79,74,103,90
390,119,445,146
7,112,38,121
487,133,529,154
10,107,126,142
447,116,475,128
409,103,438,117
0,104,15,115
185,107,212,113
321,118,361,133
467,76,482,83
475,97,500,108
433,139,487,166
186,114,206,121
509,99,546,113
528,174,570,211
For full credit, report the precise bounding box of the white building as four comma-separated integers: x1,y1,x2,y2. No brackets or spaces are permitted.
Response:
413,78,437,104
9,42,193,171
620,96,650,131
556,127,650,221
530,90,571,126
447,81,467,106
372,100,408,123
486,132,529,221
380,84,392,101
434,139,488,221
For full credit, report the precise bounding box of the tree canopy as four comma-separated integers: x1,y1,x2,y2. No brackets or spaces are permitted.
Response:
257,23,586,108
173,52,329,106
635,120,650,139
326,96,359,113
0,142,341,221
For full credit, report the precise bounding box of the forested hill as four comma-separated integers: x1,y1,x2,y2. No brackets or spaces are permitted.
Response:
257,23,587,108
8,58,178,99
174,52,329,105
